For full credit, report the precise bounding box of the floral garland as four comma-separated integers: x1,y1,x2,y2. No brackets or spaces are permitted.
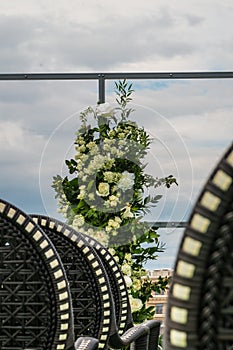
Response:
52,80,177,321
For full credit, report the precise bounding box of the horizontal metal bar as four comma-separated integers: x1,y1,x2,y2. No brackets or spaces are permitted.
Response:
0,73,102,80
0,71,233,81
99,71,233,80
147,221,188,228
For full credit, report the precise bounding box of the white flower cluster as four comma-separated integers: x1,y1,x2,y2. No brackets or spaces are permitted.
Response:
105,216,122,236
103,171,121,183
119,252,144,313
77,225,109,247
117,171,135,191
96,102,114,117
73,117,136,223
53,95,167,321
72,214,85,229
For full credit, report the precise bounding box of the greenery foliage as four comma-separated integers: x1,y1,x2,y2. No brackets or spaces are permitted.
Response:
52,80,177,321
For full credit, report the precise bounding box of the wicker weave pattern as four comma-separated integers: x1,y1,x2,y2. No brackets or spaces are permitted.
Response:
0,218,55,350
31,216,113,350
164,142,233,350
0,199,74,350
45,229,103,338
82,234,132,335
76,231,161,349
200,210,233,349
32,216,162,350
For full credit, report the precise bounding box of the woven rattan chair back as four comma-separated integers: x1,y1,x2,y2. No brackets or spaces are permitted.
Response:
31,215,113,350
80,233,161,350
81,233,133,335
164,142,233,350
0,199,74,350
31,216,161,350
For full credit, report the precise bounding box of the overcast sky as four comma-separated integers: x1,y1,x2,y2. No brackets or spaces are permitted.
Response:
0,0,233,268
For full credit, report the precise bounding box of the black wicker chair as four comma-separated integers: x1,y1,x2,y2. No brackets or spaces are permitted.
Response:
164,142,233,350
30,215,114,349
0,198,98,350
82,232,161,350
31,215,159,349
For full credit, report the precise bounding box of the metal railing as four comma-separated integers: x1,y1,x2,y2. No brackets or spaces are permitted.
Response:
2,70,233,228
1,71,233,103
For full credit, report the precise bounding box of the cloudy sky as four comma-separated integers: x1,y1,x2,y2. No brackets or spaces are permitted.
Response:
0,0,233,269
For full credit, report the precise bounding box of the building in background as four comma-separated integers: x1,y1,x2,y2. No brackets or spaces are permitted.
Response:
147,268,173,329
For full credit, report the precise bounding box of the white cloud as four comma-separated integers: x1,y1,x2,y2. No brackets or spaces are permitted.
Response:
1,1,233,71
0,120,43,153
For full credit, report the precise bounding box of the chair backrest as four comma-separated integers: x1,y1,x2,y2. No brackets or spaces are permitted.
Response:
0,199,74,350
31,216,161,350
164,142,233,349
31,215,114,350
79,233,162,350
81,233,134,335
31,215,134,332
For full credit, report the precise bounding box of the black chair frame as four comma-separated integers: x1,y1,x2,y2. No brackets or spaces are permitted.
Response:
165,142,233,350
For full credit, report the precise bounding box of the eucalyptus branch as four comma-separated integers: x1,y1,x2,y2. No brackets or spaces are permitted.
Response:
115,79,134,120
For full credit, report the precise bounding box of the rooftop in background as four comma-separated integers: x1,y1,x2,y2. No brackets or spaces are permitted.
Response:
147,268,173,278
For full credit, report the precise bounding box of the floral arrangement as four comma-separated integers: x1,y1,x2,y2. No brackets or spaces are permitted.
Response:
52,80,177,322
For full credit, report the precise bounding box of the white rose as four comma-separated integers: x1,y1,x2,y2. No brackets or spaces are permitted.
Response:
97,182,110,197
129,296,143,312
96,102,114,117
132,279,141,290
121,263,132,276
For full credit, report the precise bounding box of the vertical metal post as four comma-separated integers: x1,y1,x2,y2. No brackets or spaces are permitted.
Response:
98,74,105,103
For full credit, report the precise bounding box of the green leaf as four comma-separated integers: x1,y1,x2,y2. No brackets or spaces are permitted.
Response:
87,179,94,191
